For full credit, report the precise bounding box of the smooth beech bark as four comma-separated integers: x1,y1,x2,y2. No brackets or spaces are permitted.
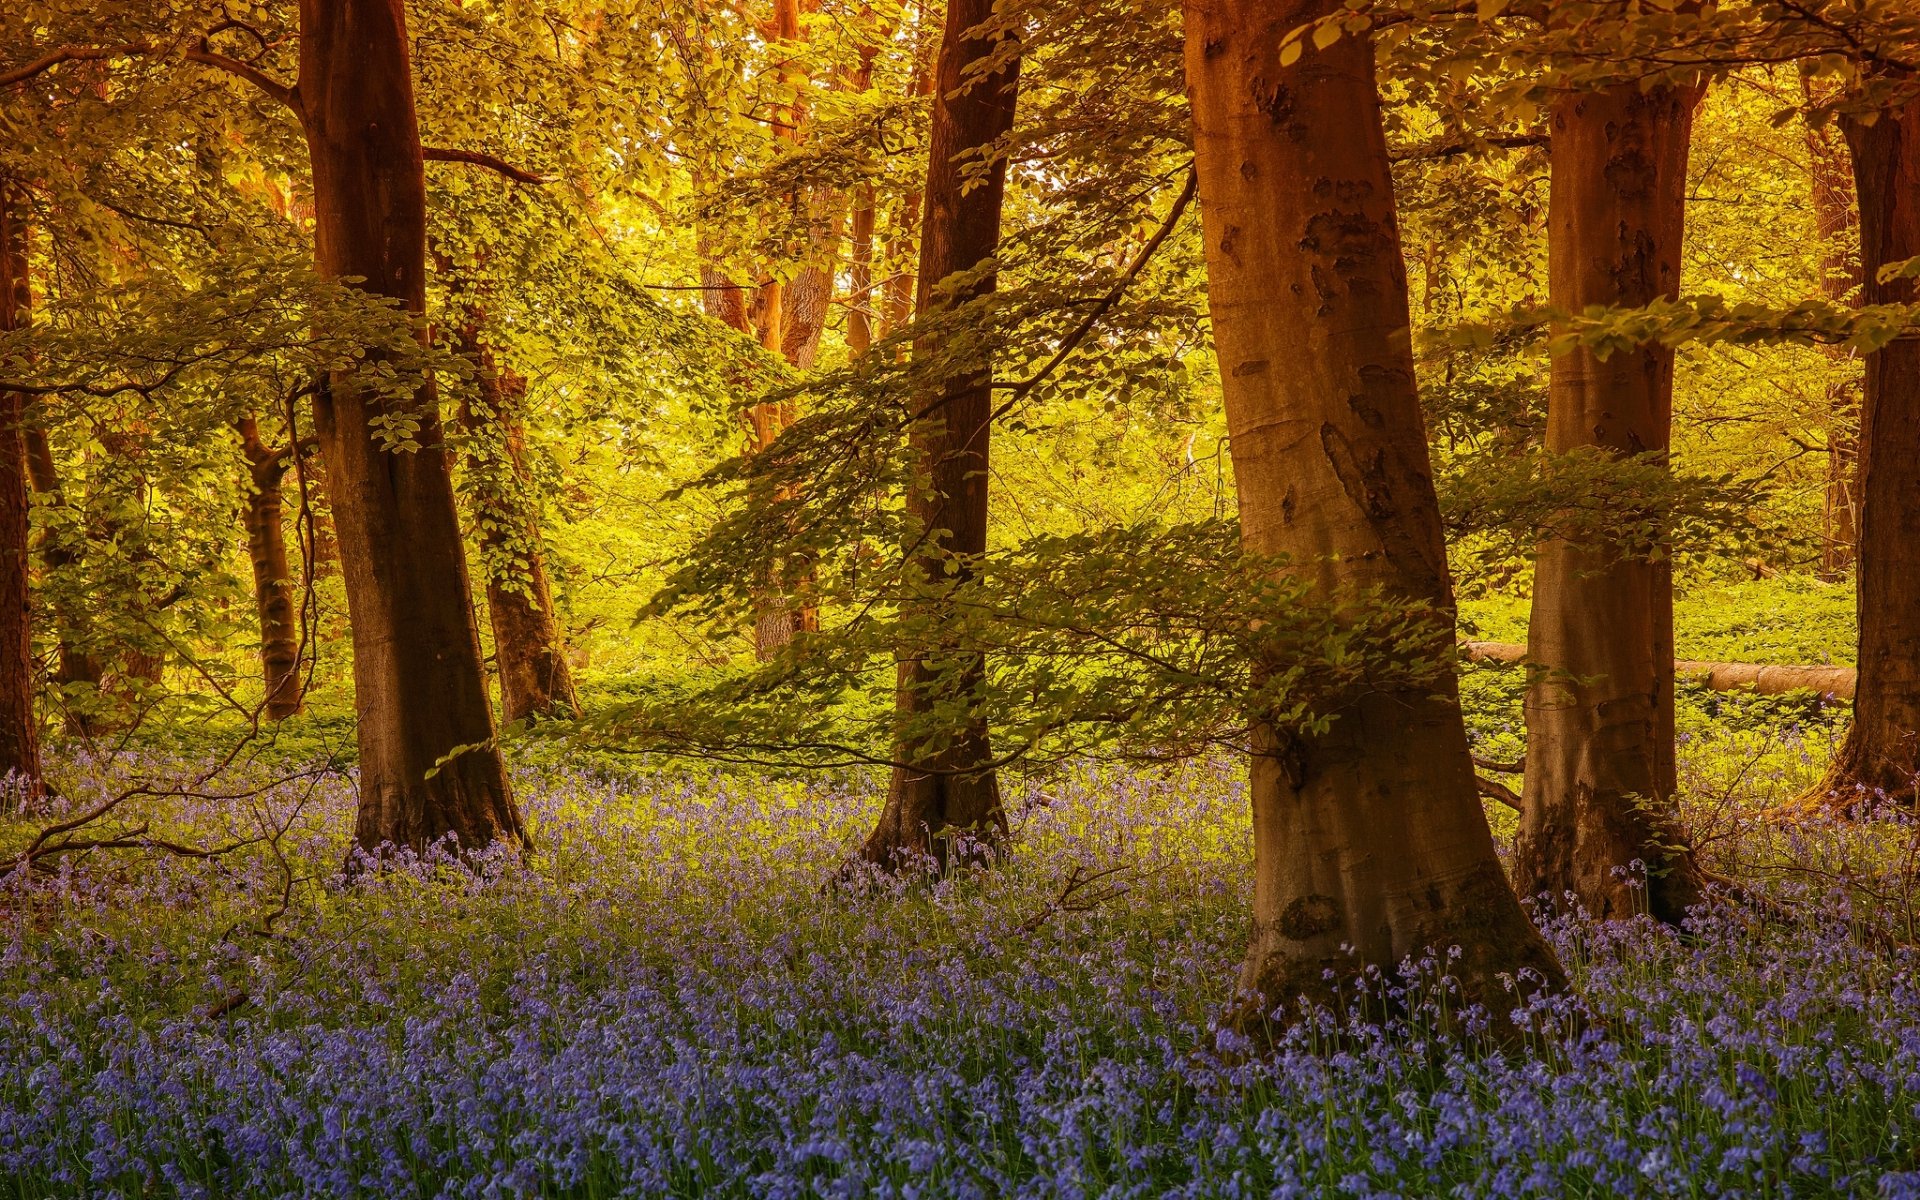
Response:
855,0,1019,870
237,418,304,719
452,319,582,724
1182,0,1564,1013
1824,93,1920,807
297,0,524,856
1805,103,1863,581
1516,82,1708,923
0,189,41,799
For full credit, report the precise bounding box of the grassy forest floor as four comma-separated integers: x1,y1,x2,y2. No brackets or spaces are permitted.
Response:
3,576,1917,1198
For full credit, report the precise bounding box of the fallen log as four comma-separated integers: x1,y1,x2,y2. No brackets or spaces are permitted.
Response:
1460,642,1856,701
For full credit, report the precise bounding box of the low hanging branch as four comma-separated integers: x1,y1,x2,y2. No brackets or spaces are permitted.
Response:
1461,641,1857,701
978,165,1198,428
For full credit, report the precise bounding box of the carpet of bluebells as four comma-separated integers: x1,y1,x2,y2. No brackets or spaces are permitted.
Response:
3,735,1920,1198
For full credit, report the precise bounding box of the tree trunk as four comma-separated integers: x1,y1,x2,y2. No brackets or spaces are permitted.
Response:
854,0,1020,871
451,318,582,725
0,187,42,800
237,418,304,719
1515,82,1709,923
21,424,100,736
1822,94,1920,808
848,183,877,354
1805,93,1863,581
296,0,524,857
1182,0,1565,1015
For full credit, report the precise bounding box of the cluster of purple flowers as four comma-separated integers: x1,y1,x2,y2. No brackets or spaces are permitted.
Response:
1,755,1916,1197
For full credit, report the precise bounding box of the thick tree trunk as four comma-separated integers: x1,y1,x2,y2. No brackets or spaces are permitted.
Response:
452,319,582,724
1822,95,1920,808
237,418,304,719
0,188,42,800
855,0,1020,871
1183,0,1565,1015
296,0,524,857
1805,99,1863,581
1515,82,1709,923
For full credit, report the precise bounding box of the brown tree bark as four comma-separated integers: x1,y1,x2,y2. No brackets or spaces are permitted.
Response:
451,318,582,725
1805,92,1864,581
1182,0,1565,1015
1821,90,1920,808
21,424,100,736
854,0,1020,871
297,0,524,857
0,187,42,800
1515,81,1708,924
848,183,877,355
236,417,304,720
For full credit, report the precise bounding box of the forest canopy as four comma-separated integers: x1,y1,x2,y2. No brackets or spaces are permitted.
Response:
6,1,1920,1194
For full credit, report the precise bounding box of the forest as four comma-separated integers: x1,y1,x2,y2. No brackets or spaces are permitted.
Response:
3,0,1920,1194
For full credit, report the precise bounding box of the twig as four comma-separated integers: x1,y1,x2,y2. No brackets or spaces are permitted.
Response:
1017,862,1134,933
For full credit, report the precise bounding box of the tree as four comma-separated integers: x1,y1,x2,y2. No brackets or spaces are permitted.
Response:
452,314,582,724
1514,78,1710,923
854,0,1021,870
1824,77,1920,808
297,0,525,856
1181,0,1565,1013
0,187,41,800
235,415,306,720
1803,81,1863,582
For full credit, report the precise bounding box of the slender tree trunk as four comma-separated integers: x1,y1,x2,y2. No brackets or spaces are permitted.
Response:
879,60,937,343
1821,93,1920,807
855,0,1020,871
1182,0,1565,1015
297,0,524,857
0,187,42,799
848,183,877,354
1515,82,1708,923
452,318,582,724
237,418,304,719
21,424,99,736
1805,97,1863,581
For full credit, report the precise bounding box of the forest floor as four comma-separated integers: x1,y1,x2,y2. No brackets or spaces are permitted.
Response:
2,579,1916,1198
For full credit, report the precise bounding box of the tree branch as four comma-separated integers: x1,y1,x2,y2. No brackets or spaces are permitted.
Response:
181,44,297,110
1392,133,1549,163
0,44,150,89
422,147,550,185
972,164,1198,430
2,40,298,112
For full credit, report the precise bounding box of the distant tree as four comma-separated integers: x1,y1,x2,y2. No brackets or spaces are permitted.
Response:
1515,76,1710,923
234,414,306,721
1803,80,1864,582
855,0,1022,871
1181,0,1564,1014
451,311,582,725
